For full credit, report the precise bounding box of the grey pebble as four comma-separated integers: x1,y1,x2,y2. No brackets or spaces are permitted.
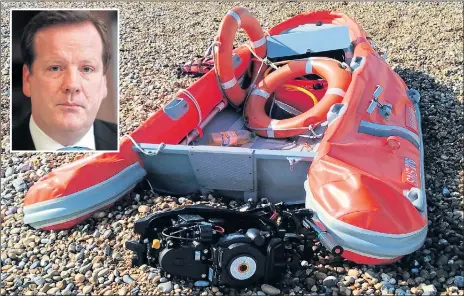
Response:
323,275,337,287
261,284,280,296
68,243,76,253
422,284,437,295
40,238,50,244
13,278,23,288
112,251,122,260
40,259,49,267
158,281,173,293
76,251,85,261
123,274,134,284
33,276,45,286
79,263,92,274
6,206,17,215
103,229,112,239
159,277,168,283
12,178,27,192
98,268,110,277
30,260,40,269
43,262,53,271
455,276,464,288
148,272,157,280
131,286,140,295
5,167,13,177
104,245,111,256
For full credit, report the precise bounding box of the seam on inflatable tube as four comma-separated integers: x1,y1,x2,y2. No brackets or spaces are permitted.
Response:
24,162,145,211
30,184,138,229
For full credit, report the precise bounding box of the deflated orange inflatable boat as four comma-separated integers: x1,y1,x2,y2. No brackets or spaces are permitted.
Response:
23,8,427,265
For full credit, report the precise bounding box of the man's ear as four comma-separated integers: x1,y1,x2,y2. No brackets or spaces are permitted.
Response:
22,65,32,97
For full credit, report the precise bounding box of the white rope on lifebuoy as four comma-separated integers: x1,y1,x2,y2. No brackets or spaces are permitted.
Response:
243,43,278,70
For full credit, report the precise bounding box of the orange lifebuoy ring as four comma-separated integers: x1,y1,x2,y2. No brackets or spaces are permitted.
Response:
215,7,267,108
244,58,352,138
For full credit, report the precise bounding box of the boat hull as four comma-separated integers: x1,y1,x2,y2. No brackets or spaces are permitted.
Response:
23,10,427,265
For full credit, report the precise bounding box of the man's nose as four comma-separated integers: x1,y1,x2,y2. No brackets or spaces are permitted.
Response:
61,69,81,94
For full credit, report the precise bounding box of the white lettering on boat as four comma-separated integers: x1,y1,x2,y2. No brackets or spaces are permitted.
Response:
402,157,419,187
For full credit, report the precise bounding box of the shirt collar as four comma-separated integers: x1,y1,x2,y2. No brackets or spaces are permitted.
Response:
29,115,96,151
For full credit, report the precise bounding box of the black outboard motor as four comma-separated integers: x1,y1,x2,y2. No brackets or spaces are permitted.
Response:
126,203,343,287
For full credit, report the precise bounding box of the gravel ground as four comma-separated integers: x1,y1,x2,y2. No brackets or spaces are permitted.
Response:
1,1,463,296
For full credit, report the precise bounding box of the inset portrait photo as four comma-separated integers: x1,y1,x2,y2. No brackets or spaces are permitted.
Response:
10,9,119,152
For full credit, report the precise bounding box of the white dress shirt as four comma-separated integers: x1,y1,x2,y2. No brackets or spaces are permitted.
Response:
29,115,96,151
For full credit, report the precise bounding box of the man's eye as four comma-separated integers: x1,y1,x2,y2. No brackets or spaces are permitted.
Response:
48,66,61,72
82,66,94,73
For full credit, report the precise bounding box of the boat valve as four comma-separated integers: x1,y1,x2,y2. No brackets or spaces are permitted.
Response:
379,103,393,120
366,85,393,120
366,85,383,114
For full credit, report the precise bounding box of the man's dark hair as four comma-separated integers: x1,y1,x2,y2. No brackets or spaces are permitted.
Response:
20,10,111,73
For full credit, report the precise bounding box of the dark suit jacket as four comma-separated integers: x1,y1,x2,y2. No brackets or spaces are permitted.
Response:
11,115,118,151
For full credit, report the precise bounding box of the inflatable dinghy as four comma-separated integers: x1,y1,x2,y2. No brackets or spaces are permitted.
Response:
23,9,427,265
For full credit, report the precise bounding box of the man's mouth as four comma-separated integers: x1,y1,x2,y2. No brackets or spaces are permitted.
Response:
58,103,83,108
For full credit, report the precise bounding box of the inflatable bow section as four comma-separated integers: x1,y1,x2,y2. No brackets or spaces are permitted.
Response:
23,139,144,230
23,47,252,230
305,32,427,264
267,10,427,264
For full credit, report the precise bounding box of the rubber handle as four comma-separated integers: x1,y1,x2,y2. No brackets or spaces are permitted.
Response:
318,232,344,256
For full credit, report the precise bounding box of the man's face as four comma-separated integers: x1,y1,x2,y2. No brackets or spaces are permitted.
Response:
23,21,107,135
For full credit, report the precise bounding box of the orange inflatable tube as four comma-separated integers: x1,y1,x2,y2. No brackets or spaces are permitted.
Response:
215,7,267,107
244,58,351,138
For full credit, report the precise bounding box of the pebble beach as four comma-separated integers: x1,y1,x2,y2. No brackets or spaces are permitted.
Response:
1,1,463,296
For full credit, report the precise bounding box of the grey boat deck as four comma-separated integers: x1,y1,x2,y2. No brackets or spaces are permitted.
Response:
136,107,321,204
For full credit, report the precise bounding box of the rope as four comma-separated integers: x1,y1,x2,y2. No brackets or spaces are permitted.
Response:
212,39,270,109
243,43,278,70
241,57,266,121
178,89,202,126
122,134,165,156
